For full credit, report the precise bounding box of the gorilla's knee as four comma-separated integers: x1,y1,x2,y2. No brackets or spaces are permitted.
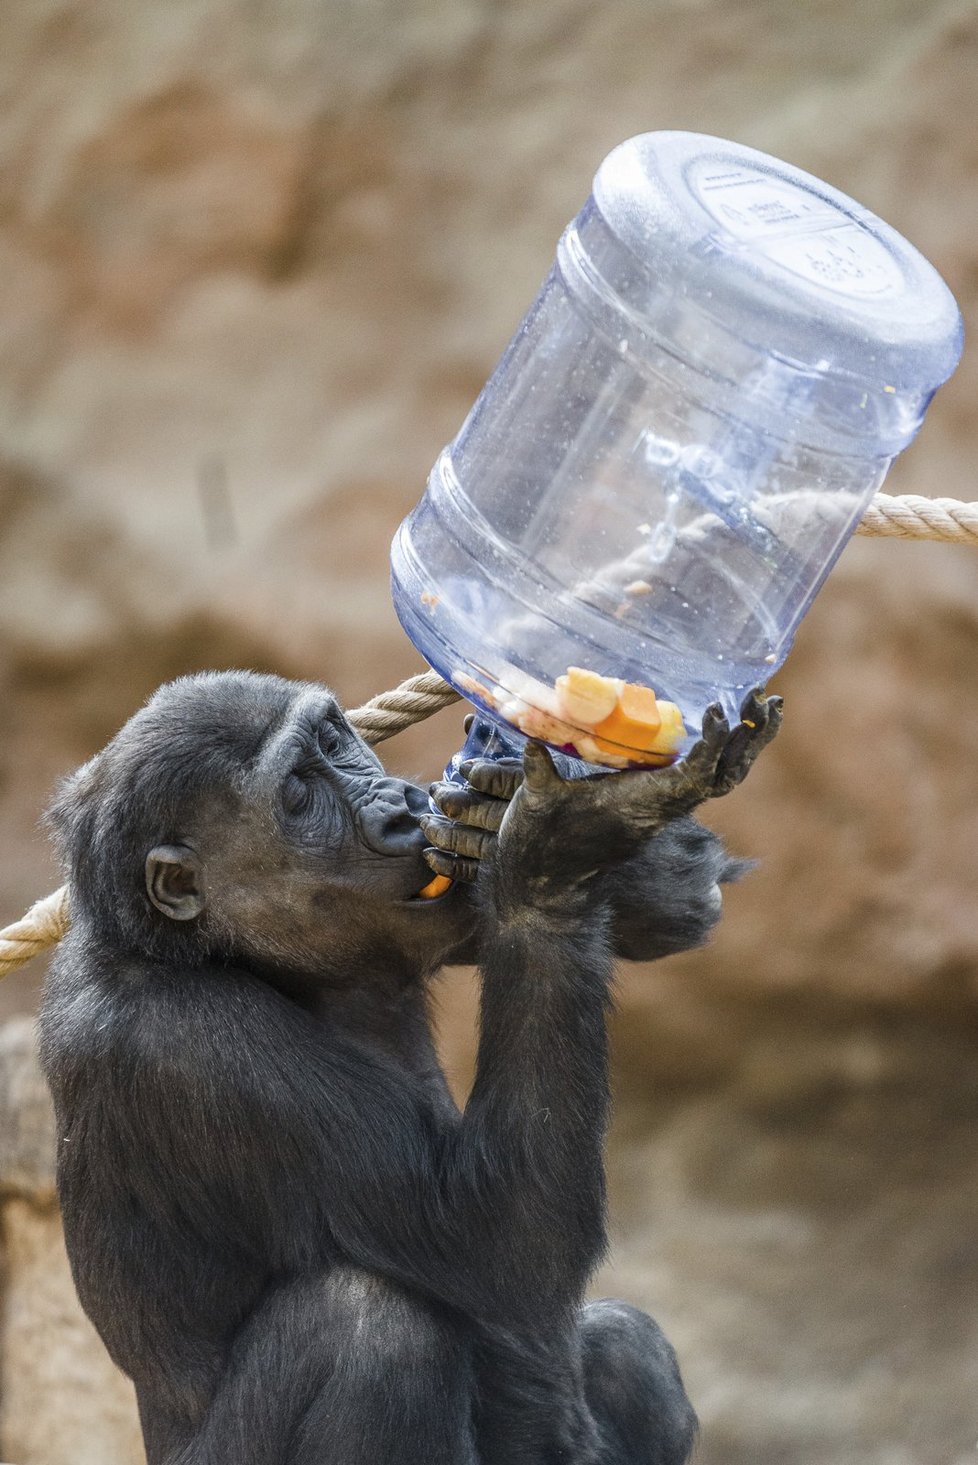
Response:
322,1268,472,1423
286,1269,475,1465
581,1299,697,1465
323,1267,461,1371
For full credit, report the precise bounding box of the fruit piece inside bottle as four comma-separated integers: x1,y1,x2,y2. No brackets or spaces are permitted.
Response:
458,666,687,767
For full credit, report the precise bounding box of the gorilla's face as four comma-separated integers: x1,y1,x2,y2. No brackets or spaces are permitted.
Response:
142,679,477,982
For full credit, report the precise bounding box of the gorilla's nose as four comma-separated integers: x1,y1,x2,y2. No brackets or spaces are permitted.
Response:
356,779,428,854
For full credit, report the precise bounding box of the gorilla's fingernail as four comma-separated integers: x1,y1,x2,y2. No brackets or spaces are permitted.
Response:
459,760,475,777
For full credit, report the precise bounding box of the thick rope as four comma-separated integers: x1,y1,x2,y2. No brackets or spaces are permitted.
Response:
0,488,975,976
0,888,71,978
346,668,461,744
855,493,978,542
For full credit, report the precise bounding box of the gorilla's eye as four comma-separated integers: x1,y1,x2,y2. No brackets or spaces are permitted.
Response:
282,746,327,816
317,719,341,758
280,715,344,818
282,771,314,817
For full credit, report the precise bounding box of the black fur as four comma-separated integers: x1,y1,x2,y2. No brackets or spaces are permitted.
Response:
38,670,776,1464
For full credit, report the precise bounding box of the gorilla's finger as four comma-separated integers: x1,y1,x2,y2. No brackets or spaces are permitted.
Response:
606,704,728,824
712,724,751,794
676,705,729,784
422,847,481,883
420,814,495,861
702,702,730,749
713,694,783,795
458,758,525,801
741,693,783,761
738,685,770,732
428,785,508,832
765,695,784,737
522,742,563,796
463,713,475,735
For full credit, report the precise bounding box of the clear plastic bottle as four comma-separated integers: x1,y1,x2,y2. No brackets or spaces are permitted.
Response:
392,132,963,767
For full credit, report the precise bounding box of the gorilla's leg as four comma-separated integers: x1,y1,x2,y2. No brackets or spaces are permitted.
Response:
580,1299,697,1465
469,1325,603,1465
288,1269,476,1465
151,1267,476,1465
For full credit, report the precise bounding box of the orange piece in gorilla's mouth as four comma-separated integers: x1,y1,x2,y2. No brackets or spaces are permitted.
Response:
414,873,453,900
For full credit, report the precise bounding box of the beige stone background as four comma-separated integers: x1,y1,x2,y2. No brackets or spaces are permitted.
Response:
0,0,977,1460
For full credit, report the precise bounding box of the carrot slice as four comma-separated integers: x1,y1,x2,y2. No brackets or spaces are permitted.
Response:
592,682,662,755
618,682,662,731
416,874,452,900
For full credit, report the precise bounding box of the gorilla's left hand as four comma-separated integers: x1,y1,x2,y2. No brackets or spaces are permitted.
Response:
424,686,782,886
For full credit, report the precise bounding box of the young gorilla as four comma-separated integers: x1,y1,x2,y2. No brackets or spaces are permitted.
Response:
39,671,781,1465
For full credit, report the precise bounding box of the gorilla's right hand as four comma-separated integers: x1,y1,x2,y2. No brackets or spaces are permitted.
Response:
424,756,523,886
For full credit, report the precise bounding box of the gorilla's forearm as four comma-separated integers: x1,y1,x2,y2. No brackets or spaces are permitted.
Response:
464,906,612,1321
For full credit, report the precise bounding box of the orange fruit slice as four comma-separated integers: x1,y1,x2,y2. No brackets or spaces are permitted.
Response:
592,681,663,755
554,667,621,727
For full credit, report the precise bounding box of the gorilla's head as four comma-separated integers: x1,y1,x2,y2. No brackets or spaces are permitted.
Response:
48,671,474,983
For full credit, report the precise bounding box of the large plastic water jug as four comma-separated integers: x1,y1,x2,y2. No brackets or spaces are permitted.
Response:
392,132,962,768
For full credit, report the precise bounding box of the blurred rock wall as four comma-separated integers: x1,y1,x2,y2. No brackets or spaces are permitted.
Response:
0,0,976,1460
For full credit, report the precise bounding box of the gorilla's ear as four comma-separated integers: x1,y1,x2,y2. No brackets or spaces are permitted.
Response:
146,845,206,921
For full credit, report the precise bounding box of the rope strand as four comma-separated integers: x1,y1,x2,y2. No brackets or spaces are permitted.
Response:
0,888,71,978
346,669,461,744
854,493,978,542
1,487,974,974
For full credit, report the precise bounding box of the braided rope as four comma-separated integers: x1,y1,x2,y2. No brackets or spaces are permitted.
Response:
0,488,974,976
855,493,978,542
0,887,71,978
346,668,461,745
